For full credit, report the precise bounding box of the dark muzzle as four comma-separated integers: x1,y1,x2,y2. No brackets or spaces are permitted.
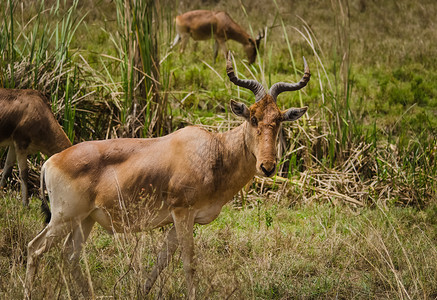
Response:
260,162,276,177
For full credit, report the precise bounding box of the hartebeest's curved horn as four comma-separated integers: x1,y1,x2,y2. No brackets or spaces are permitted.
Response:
269,57,311,102
226,52,266,102
256,30,264,41
255,30,264,50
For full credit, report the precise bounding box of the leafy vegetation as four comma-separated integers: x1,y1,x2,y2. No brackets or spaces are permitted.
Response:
1,0,437,298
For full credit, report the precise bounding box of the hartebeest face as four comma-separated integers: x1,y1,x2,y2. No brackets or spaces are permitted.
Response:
244,34,263,65
230,95,307,177
227,53,310,176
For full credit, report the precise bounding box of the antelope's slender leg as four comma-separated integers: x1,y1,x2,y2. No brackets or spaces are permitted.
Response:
218,39,228,62
180,34,190,53
144,226,178,293
213,40,219,63
16,149,29,206
171,34,181,50
0,146,16,188
25,222,72,299
62,216,96,298
172,208,196,300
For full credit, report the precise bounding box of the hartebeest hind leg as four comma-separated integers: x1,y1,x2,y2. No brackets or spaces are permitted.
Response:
144,226,178,293
0,146,16,188
179,34,190,53
172,208,196,299
213,39,227,63
62,216,96,298
25,222,71,298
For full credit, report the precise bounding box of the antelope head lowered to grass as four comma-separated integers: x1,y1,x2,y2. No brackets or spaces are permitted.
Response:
25,54,310,299
172,10,264,64
0,89,72,206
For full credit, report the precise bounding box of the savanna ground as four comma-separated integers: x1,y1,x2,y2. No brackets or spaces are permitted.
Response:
1,0,437,298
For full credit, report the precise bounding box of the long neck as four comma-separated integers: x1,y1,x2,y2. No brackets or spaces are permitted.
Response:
45,124,72,156
226,23,251,45
214,122,256,196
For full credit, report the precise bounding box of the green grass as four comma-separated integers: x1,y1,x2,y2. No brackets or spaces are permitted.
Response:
1,194,437,298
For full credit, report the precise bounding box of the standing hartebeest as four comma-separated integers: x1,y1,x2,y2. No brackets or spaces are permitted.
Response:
172,10,264,64
0,89,72,206
24,54,310,299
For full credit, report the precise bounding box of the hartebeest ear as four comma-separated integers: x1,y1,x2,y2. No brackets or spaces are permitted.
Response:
282,106,308,122
230,99,250,120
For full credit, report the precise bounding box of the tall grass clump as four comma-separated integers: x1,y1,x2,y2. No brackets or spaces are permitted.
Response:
0,0,16,87
106,0,169,138
296,0,355,166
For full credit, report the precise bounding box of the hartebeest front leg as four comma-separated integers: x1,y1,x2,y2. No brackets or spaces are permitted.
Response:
144,226,178,293
172,208,196,299
213,40,219,63
171,34,181,50
0,146,16,189
16,150,30,206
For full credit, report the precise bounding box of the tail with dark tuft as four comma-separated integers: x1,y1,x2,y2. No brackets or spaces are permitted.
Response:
40,164,51,224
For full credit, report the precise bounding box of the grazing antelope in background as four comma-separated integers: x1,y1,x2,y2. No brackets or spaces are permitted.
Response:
172,10,264,64
0,89,72,206
25,54,310,299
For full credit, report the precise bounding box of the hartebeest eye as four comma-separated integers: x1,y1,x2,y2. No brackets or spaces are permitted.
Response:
251,116,258,127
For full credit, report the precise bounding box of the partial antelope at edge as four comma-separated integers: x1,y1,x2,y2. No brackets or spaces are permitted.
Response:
0,89,72,206
172,10,264,64
24,53,310,299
